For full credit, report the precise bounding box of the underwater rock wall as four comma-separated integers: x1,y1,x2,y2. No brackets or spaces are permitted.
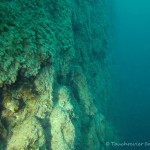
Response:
0,0,114,150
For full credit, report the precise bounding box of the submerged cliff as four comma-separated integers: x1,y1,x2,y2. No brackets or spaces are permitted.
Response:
0,0,115,149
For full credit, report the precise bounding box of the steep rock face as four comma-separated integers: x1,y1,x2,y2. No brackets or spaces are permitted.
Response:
0,0,115,150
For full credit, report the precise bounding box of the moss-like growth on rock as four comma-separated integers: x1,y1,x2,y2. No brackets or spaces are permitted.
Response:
0,0,117,149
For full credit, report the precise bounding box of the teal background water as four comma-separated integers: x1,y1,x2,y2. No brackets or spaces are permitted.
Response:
110,0,150,149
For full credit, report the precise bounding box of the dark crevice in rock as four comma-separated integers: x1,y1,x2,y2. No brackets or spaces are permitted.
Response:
9,69,36,92
71,14,81,33
40,55,52,68
17,98,26,112
70,85,80,103
0,88,3,104
36,117,52,150
92,49,106,60
0,88,4,117
15,70,36,86
57,73,66,85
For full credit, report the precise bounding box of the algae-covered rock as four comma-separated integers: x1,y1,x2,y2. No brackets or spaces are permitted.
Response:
7,117,46,150
0,0,54,87
0,0,116,149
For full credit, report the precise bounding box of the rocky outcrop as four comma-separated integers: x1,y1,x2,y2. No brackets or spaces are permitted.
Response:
0,0,116,149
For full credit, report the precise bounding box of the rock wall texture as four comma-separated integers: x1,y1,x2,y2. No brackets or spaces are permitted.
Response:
0,0,116,150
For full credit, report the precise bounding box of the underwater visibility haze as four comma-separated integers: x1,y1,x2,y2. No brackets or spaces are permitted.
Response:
0,0,150,150
110,0,150,149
